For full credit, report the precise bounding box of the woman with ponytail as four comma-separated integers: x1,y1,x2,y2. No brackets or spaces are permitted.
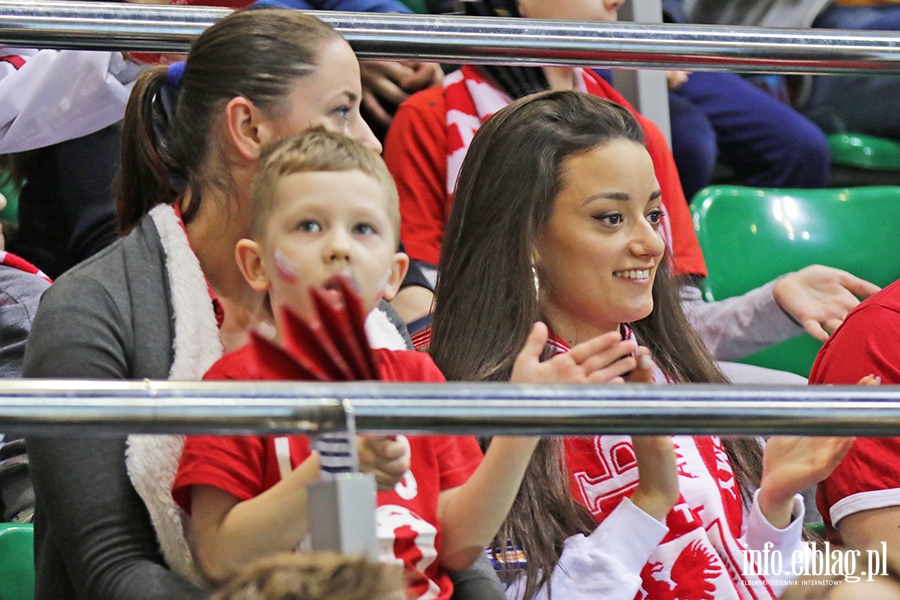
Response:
22,10,381,599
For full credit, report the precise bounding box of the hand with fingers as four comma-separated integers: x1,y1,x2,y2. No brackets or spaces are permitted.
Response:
509,322,638,385
357,435,411,492
773,265,880,341
857,373,881,386
758,435,856,529
665,70,690,90
360,60,443,127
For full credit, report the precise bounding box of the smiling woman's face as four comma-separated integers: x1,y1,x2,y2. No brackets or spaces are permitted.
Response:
534,139,665,345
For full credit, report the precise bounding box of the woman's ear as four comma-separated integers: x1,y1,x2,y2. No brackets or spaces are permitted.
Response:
235,239,271,293
381,251,411,302
224,96,269,161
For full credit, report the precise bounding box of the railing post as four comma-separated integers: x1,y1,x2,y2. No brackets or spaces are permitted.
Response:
307,399,378,558
613,0,673,146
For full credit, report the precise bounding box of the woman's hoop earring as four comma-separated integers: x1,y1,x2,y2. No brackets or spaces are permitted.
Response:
532,263,540,299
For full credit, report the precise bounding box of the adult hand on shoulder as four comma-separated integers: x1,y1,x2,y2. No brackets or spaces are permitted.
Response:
360,60,443,127
510,322,638,384
357,435,411,492
759,436,855,529
772,265,881,341
760,375,879,527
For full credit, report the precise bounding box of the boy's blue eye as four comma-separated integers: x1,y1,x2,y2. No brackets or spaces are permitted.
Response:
297,220,320,233
353,222,376,236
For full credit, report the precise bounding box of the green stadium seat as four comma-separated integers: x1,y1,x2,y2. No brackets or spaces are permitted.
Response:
0,176,19,225
398,0,428,13
0,523,34,600
691,185,900,377
806,521,826,540
828,133,900,171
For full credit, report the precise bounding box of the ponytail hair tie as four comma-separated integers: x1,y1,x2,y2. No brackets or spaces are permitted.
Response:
166,61,186,89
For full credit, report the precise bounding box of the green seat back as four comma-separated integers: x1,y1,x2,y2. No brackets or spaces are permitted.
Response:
398,0,428,13
691,185,900,377
828,133,900,171
806,521,826,540
0,176,19,225
0,523,34,600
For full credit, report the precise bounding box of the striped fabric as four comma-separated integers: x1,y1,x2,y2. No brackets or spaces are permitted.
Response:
312,433,359,477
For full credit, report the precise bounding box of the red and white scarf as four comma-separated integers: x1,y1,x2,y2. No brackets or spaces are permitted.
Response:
443,65,674,247
0,250,51,284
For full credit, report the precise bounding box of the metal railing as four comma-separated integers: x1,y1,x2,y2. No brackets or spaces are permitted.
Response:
2,380,899,437
3,0,900,74
1,2,898,439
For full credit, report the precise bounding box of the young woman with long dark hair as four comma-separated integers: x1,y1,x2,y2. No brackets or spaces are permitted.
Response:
431,90,855,599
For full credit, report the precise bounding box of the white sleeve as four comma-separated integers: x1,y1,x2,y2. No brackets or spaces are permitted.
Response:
680,279,804,361
0,48,143,153
743,489,808,597
505,498,668,600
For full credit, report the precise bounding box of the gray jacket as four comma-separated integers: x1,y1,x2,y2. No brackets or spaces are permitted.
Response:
24,215,203,599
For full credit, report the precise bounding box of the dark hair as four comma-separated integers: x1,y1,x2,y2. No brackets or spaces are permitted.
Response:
116,9,340,234
463,1,549,99
433,91,644,382
430,90,762,599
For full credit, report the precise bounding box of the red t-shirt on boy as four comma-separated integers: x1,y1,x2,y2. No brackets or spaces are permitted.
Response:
173,345,483,600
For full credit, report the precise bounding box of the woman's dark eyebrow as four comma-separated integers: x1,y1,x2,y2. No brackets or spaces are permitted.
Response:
650,190,662,200
583,192,630,205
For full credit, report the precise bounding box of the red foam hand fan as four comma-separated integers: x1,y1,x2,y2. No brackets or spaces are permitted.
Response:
250,275,380,382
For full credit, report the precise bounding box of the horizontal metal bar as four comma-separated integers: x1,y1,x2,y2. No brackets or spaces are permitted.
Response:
0,379,348,437
3,1,900,74
2,379,900,437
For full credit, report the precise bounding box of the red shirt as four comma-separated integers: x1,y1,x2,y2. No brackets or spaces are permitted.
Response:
174,345,483,600
811,279,900,543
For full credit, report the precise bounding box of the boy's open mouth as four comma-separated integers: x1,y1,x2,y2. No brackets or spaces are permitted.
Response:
322,273,359,295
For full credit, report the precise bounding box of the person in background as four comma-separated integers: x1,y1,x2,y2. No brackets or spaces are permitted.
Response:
810,276,900,556
0,48,142,277
684,0,900,141
0,218,50,524
659,0,830,202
